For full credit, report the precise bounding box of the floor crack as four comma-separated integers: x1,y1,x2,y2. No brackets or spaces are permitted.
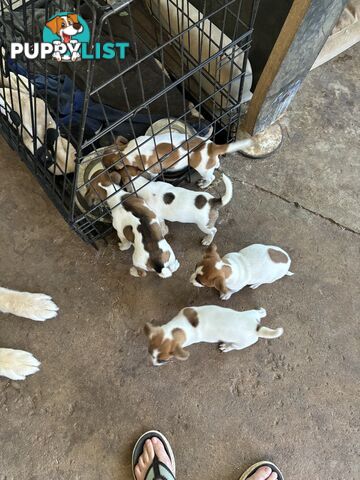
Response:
231,176,360,236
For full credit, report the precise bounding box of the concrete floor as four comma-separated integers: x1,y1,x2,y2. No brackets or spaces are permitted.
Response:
0,45,359,480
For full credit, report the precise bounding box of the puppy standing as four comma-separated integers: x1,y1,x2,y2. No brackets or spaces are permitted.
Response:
94,171,179,278
145,306,283,365
121,167,233,245
103,132,251,188
191,244,293,300
0,287,58,380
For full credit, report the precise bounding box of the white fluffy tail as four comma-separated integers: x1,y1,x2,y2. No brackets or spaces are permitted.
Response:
257,326,284,339
286,271,294,276
221,174,233,206
224,139,252,154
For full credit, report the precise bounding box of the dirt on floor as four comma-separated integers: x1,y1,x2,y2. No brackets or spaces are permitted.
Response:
0,45,359,480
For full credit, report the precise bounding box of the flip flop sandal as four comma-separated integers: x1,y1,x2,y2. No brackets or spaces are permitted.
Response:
239,461,284,480
132,430,176,480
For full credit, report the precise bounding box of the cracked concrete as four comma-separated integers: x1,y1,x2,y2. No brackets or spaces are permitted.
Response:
0,45,359,480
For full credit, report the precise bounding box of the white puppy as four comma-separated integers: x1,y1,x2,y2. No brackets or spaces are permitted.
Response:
0,287,58,380
121,167,233,245
190,244,293,300
145,306,283,365
99,171,179,278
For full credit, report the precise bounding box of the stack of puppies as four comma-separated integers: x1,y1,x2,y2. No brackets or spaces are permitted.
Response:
85,132,247,277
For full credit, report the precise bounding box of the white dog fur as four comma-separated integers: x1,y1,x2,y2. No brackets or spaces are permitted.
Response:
145,306,283,366
0,287,58,380
101,180,179,278
122,167,233,245
191,244,293,300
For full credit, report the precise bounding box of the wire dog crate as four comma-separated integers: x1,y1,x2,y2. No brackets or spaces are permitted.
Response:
0,0,258,244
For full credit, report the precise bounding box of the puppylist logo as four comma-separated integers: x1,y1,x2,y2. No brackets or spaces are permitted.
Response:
10,12,129,62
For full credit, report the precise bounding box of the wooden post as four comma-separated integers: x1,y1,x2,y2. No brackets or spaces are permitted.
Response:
243,0,347,135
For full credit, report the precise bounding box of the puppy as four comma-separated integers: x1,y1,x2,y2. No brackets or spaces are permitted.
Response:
120,166,233,245
145,306,283,365
46,14,84,62
0,287,58,380
94,170,179,278
102,132,251,188
191,244,293,300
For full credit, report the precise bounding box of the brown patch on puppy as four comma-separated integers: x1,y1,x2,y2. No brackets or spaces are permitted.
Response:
193,244,232,295
123,225,135,243
183,308,199,327
195,194,207,209
163,192,175,204
102,147,124,170
119,166,142,187
268,248,288,264
187,137,206,169
121,195,167,274
145,324,189,362
146,143,181,173
206,143,218,169
84,169,121,206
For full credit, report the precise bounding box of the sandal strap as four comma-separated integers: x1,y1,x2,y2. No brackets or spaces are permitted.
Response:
145,455,176,480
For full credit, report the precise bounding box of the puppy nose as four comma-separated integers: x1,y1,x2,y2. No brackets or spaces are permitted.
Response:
73,22,82,30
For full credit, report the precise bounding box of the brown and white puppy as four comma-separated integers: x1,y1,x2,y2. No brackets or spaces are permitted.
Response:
145,306,283,366
101,132,251,189
119,166,233,245
0,287,58,380
90,170,179,278
191,244,293,300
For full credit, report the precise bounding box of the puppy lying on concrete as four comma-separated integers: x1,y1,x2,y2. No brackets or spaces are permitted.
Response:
95,170,179,278
0,287,58,380
102,131,250,188
120,166,233,245
145,306,283,365
190,244,293,300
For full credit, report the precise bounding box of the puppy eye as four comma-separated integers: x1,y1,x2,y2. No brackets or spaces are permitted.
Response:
62,22,66,27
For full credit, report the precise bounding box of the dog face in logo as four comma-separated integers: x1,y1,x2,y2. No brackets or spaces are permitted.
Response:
46,14,83,44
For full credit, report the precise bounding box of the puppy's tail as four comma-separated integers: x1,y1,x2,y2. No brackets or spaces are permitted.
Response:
257,326,284,339
214,139,252,156
220,174,233,206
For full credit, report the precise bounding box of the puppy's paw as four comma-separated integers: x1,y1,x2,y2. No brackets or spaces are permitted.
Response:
170,260,180,273
220,292,232,301
219,343,234,353
0,348,40,381
197,179,211,189
9,292,58,321
118,241,131,251
201,235,214,246
130,266,140,277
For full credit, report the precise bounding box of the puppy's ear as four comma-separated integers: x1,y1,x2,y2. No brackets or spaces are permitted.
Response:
214,276,227,294
110,171,121,184
68,14,79,24
174,344,190,361
144,322,154,337
46,16,61,34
